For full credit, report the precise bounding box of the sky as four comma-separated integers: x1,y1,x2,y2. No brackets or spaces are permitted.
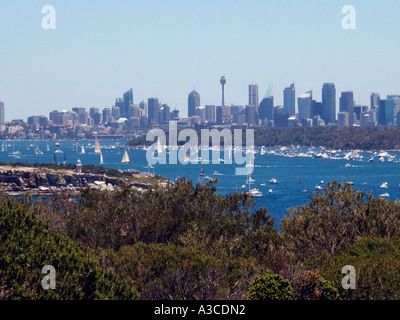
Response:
0,0,399,121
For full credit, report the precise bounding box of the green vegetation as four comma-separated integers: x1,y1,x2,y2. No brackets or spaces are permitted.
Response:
1,178,400,300
128,126,400,151
247,271,293,300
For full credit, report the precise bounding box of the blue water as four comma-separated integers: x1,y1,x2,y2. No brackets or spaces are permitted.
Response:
2,140,400,224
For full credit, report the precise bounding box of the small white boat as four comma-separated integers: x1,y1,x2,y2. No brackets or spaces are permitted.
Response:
260,183,266,187
268,189,273,193
380,193,390,198
314,185,323,190
269,178,278,184
99,152,104,164
345,163,352,168
249,188,263,198
213,171,223,176
380,182,388,189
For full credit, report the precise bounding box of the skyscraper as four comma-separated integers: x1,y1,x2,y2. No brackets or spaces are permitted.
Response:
205,105,216,124
0,101,4,123
248,83,259,113
188,90,200,117
259,95,274,122
322,83,336,124
122,89,133,118
298,91,313,120
220,76,226,106
283,83,295,116
378,99,394,127
370,92,380,109
339,91,354,127
148,98,160,126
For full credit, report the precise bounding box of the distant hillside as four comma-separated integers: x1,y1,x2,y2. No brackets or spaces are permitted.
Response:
127,126,400,151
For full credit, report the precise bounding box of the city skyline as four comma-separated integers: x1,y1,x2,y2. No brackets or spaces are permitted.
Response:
1,1,400,120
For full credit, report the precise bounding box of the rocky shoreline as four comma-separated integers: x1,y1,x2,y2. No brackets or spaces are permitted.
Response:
0,166,164,195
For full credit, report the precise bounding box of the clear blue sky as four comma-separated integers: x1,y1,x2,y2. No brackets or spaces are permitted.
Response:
0,0,399,120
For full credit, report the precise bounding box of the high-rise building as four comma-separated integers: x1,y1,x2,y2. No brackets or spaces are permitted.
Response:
245,105,257,126
102,108,112,124
188,90,200,117
378,99,394,127
370,92,380,109
248,83,259,113
298,91,313,120
0,101,4,123
311,101,322,118
122,89,133,118
259,96,274,121
148,98,160,126
274,106,289,128
139,100,147,117
322,83,336,124
160,104,171,124
205,105,216,124
283,83,296,116
339,91,354,126
216,105,230,125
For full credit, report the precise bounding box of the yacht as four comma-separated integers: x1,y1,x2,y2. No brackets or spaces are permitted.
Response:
269,178,278,184
249,188,263,198
213,171,223,176
380,182,388,189
314,185,323,190
380,193,390,198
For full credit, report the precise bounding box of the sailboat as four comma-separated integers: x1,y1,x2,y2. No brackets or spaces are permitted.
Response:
46,144,50,152
80,145,85,154
94,136,101,154
121,149,130,163
99,152,104,164
63,154,67,165
246,153,263,198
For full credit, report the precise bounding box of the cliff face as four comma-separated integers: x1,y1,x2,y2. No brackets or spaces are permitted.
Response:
0,168,152,193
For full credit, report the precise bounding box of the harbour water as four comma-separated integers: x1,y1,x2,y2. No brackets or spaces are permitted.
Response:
1,140,400,224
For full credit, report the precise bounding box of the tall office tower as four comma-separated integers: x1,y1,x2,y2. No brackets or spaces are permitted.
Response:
205,105,216,123
311,101,322,118
160,104,171,124
249,83,259,113
102,108,112,124
216,105,231,124
339,91,354,126
378,99,394,127
147,98,160,126
188,90,200,117
259,95,274,122
283,83,296,116
322,83,336,124
139,100,147,117
122,89,133,118
274,106,289,128
220,76,226,106
338,112,350,128
245,105,257,126
112,106,120,120
89,107,99,119
298,91,313,120
370,92,380,109
0,101,4,123
195,106,206,123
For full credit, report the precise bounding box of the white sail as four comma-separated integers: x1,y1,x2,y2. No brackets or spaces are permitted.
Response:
99,152,104,164
121,150,130,163
94,136,101,154
81,145,85,154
